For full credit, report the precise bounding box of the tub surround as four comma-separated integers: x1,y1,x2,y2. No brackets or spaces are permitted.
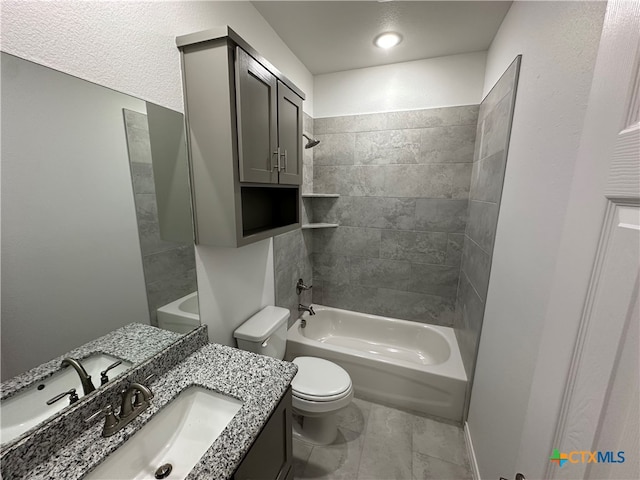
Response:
455,57,521,382
308,105,478,327
123,109,197,327
18,343,297,480
0,326,208,478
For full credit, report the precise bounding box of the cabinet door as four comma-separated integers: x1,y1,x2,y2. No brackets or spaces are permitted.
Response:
236,47,278,184
277,82,303,186
233,388,292,480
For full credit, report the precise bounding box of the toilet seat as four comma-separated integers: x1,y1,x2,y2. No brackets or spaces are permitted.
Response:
292,357,352,402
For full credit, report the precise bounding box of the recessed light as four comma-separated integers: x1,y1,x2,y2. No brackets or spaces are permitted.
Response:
374,32,402,49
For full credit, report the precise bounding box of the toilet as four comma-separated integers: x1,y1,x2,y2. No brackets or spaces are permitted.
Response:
234,306,353,445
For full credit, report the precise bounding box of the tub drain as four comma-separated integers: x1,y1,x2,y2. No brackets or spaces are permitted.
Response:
154,463,173,479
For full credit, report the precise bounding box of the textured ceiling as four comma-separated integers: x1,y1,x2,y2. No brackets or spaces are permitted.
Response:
252,1,512,75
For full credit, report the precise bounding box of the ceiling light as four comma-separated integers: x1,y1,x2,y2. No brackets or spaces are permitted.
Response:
374,32,402,49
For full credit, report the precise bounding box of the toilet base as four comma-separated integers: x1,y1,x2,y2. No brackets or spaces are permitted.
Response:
292,413,338,445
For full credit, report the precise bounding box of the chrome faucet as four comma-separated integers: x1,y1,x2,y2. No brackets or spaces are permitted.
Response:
296,278,312,295
85,375,154,437
298,304,315,316
61,357,96,395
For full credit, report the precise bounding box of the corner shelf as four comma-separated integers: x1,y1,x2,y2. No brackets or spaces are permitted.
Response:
301,193,340,198
301,223,339,230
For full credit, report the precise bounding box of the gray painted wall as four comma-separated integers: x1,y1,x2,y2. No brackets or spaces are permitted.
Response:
123,109,197,326
455,57,520,380
308,106,478,325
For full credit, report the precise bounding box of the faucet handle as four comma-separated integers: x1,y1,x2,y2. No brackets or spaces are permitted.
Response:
85,405,119,431
296,278,312,295
46,388,79,406
100,360,123,385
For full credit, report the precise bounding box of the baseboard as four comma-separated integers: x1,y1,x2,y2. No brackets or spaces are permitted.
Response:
464,421,481,480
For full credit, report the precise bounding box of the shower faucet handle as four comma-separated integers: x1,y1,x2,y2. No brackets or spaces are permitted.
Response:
296,278,312,295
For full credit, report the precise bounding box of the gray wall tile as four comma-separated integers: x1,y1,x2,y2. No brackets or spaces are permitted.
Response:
455,272,485,376
419,125,476,163
355,129,421,165
125,110,198,326
314,165,386,196
314,133,355,166
465,200,499,254
142,244,195,284
321,283,379,313
350,257,411,290
312,253,350,286
130,162,155,194
409,264,459,297
313,197,416,231
380,230,448,264
415,199,468,233
480,93,512,160
461,237,491,301
469,151,507,203
455,56,520,400
457,105,480,126
313,227,381,257
310,105,487,330
445,233,465,267
375,288,456,326
273,227,313,324
478,57,518,123
384,164,472,198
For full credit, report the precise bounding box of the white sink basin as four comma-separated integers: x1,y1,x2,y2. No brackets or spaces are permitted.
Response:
1,354,132,444
85,386,243,480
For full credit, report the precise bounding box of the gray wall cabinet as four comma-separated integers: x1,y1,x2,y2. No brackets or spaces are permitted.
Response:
177,27,305,247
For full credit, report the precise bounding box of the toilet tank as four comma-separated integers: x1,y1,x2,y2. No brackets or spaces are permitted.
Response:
233,306,290,359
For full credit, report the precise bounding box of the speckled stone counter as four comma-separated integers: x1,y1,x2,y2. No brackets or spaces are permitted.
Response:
1,323,181,402
20,343,297,480
1,326,208,479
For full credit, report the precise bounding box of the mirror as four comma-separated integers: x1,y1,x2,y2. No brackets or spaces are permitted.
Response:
0,53,200,440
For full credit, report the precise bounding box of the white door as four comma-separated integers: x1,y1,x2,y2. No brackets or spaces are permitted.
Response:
511,1,640,479
541,1,640,479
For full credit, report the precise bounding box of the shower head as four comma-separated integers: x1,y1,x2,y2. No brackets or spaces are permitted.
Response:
302,133,320,149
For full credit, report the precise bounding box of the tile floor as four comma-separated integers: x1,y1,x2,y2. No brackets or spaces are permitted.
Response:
292,398,473,480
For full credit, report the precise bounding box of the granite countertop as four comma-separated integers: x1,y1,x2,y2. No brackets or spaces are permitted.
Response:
1,323,182,401
22,342,298,480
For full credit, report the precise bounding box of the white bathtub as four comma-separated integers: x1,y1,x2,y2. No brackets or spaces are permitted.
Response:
156,292,200,334
286,305,467,422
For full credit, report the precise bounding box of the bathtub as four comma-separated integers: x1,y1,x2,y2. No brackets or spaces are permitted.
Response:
156,292,200,334
286,305,467,422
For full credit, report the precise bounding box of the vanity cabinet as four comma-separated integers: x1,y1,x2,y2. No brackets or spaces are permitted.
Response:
177,27,305,247
233,387,293,480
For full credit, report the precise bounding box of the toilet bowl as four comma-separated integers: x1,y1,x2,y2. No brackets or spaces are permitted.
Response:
290,356,354,444
233,306,353,445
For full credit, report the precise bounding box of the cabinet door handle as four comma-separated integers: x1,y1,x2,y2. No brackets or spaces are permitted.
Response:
280,149,287,172
272,148,281,171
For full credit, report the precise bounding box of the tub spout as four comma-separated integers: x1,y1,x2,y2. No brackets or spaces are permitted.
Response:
298,304,315,316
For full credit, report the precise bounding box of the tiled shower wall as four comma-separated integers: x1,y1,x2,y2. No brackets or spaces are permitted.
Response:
307,106,479,326
455,57,521,378
273,114,314,325
123,109,197,326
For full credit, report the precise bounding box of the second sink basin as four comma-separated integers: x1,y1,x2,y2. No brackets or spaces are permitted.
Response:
1,353,132,444
85,386,243,480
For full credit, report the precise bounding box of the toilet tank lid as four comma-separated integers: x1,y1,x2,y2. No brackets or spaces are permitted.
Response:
234,306,290,342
